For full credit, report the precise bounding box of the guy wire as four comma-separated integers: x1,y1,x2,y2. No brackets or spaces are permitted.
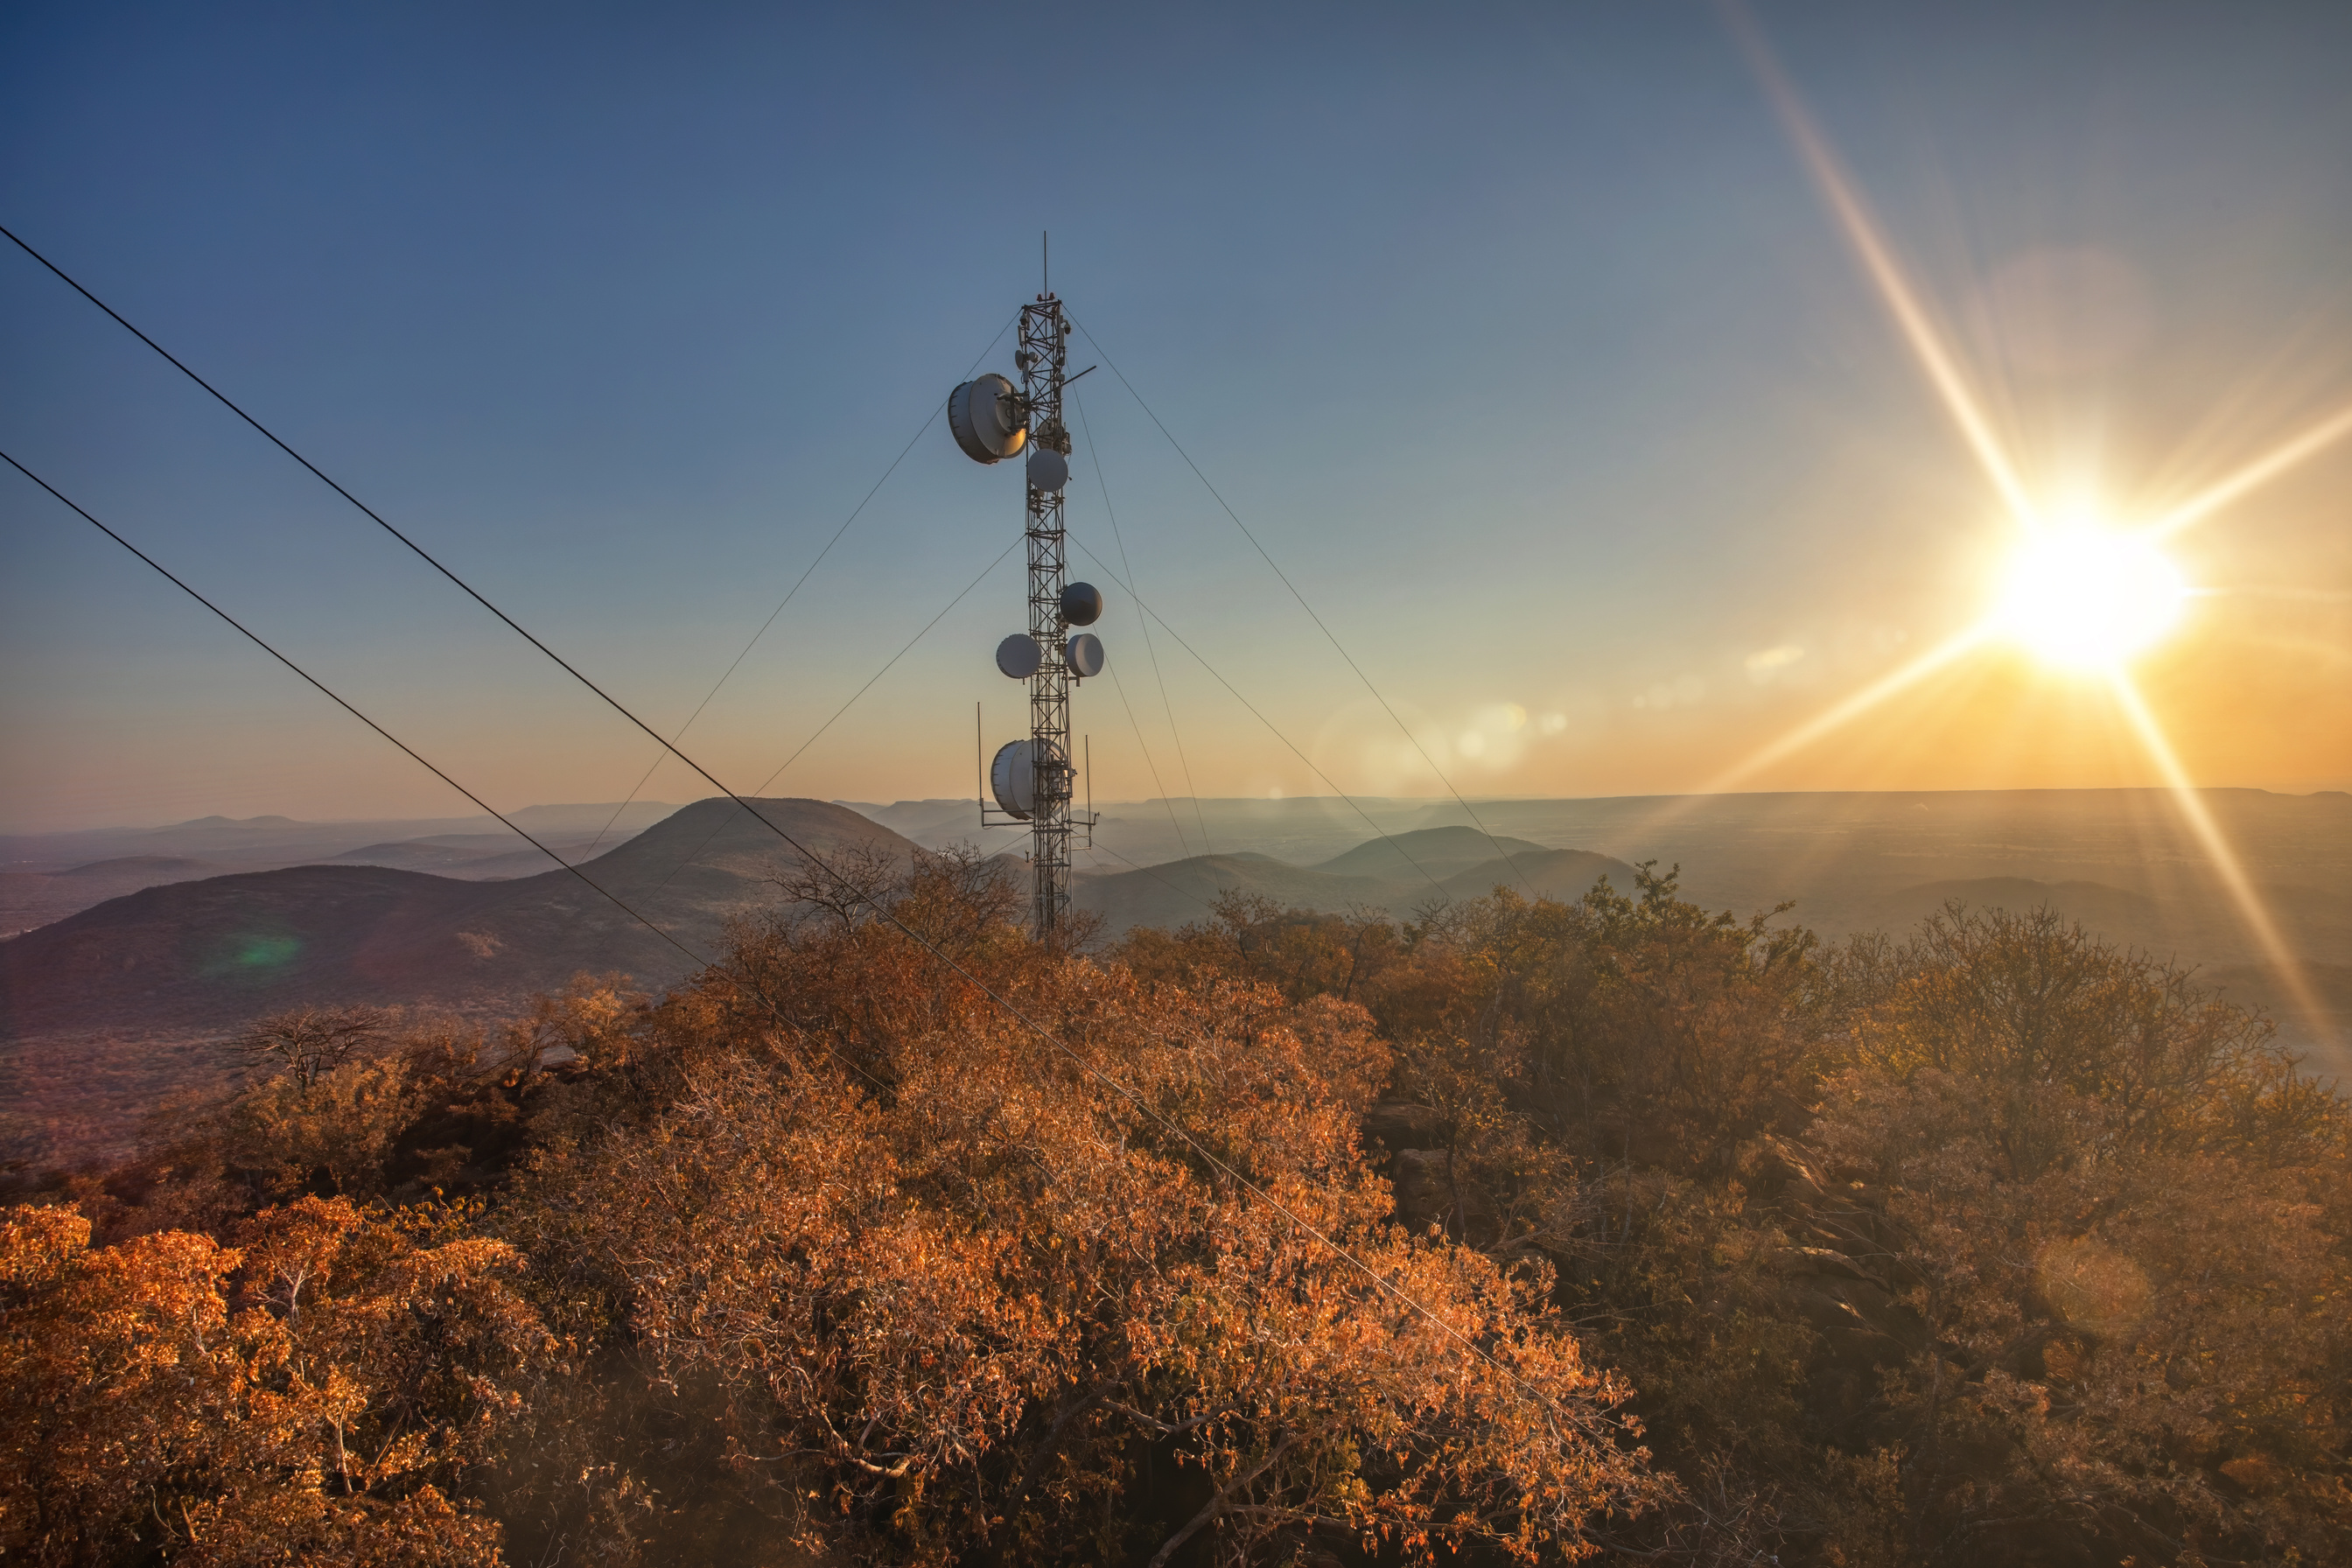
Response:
1074,390,1214,860
644,536,1020,897
1067,536,1455,903
1069,315,1533,895
584,312,1019,855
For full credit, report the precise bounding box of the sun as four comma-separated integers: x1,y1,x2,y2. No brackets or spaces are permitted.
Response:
1994,524,2188,669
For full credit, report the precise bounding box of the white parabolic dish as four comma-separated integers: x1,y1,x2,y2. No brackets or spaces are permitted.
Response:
1065,632,1104,678
995,634,1042,679
1026,447,1069,493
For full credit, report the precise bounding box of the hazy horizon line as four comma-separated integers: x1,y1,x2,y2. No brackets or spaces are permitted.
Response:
9,783,2349,839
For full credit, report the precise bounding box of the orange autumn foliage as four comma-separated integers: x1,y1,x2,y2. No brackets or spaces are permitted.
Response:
2,1194,548,1565
8,844,2348,1566
503,857,1660,1565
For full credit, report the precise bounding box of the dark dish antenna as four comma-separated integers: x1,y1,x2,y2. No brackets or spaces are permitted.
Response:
954,234,1102,935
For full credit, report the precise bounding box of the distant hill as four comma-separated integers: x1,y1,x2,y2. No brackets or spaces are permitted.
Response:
0,799,909,1164
0,856,234,940
1436,848,1636,904
1075,829,1641,935
324,838,607,879
10,789,2348,1166
1076,854,1402,934
55,855,224,881
0,802,686,931
1312,827,1548,880
0,796,906,1040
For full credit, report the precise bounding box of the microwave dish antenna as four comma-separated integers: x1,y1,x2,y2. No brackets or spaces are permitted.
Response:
990,739,1034,818
948,374,1026,464
1026,447,1069,493
995,634,1043,679
951,256,1102,935
990,736,1071,820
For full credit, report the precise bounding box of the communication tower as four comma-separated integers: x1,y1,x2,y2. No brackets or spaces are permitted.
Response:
950,270,1104,936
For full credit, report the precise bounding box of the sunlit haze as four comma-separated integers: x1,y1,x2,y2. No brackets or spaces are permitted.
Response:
4,3,2350,831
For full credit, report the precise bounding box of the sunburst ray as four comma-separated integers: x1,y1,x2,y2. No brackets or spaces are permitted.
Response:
2105,670,2329,1040
1701,623,1992,794
2147,396,2352,541
1726,4,2035,527
1703,5,2337,1062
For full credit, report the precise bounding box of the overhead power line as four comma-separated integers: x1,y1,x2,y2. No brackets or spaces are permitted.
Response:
3,445,1588,1444
1,452,701,976
4,231,1598,1437
584,312,1020,855
1,447,906,1098
0,221,987,934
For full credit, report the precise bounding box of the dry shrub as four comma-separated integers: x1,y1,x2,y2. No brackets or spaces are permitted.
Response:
501,895,1658,1565
1,1195,550,1564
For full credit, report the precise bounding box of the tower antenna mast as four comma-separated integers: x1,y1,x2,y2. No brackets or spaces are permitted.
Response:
1016,277,1074,931
949,243,1105,938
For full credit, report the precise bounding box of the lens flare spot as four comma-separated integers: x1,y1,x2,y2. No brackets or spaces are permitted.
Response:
1996,527,2185,669
230,934,301,968
199,931,304,981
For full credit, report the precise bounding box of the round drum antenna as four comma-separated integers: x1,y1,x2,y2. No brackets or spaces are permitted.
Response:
990,739,1034,818
949,374,1026,465
990,737,1069,819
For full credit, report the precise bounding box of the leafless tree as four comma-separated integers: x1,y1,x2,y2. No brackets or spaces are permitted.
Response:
228,1005,389,1092
771,839,904,932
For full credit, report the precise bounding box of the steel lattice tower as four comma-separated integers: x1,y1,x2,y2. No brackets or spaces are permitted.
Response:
1018,291,1075,936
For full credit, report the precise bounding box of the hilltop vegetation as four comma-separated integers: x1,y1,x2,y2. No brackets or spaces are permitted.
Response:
4,850,2347,1565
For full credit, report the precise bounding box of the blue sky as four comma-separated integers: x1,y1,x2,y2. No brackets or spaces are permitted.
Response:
4,1,2348,830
